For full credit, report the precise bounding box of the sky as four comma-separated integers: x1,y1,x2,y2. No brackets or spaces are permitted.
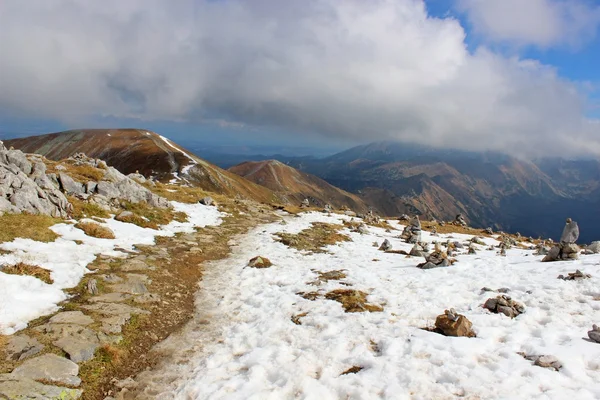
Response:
0,0,599,157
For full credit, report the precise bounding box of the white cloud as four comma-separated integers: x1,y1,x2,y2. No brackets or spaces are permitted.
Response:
458,0,600,48
0,0,598,157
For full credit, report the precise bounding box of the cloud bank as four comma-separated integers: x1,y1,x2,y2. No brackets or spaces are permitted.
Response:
0,0,598,157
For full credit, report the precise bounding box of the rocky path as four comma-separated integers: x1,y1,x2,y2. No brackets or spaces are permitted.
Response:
0,200,277,400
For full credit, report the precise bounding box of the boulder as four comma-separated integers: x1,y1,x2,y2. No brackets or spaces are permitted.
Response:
379,239,392,251
49,311,94,326
58,172,84,195
0,374,82,399
588,324,600,343
434,309,475,337
586,241,600,254
11,354,81,386
560,218,579,244
483,295,524,318
4,335,44,361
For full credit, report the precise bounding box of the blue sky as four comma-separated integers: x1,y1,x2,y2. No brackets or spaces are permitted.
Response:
0,0,599,156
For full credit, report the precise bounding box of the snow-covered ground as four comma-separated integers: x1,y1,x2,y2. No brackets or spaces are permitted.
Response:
0,201,224,335
147,211,600,399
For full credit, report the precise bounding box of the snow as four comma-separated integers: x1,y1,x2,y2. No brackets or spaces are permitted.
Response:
158,134,198,177
0,201,224,335
149,211,600,399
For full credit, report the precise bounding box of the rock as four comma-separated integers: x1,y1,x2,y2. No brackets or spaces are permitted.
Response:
560,218,579,244
12,354,81,386
120,259,150,272
87,278,99,295
323,204,333,213
54,334,100,363
483,295,524,318
96,181,120,199
409,244,425,257
558,269,591,280
379,239,392,251
468,246,477,255
89,292,132,303
454,214,467,227
519,354,563,371
49,311,94,326
58,172,84,195
409,215,421,230
4,335,44,361
300,198,310,208
398,214,410,221
116,210,134,221
484,227,493,234
110,274,149,294
543,242,580,262
344,210,357,217
0,374,82,399
434,309,475,337
199,196,215,206
248,256,272,268
586,241,600,254
588,324,600,343
417,262,438,270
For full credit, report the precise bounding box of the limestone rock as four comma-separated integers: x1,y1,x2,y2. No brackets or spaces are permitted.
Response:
58,172,84,195
50,311,94,326
53,334,100,363
4,335,44,361
12,354,81,386
0,374,82,399
434,309,475,337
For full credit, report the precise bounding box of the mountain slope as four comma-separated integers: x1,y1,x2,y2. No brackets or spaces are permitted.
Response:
229,160,369,212
5,129,282,204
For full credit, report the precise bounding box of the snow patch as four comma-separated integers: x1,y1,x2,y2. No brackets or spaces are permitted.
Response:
0,201,224,335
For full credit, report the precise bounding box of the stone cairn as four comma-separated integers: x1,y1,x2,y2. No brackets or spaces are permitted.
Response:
400,215,422,244
483,294,525,318
434,308,475,337
454,213,467,227
542,218,580,262
417,243,450,269
300,198,310,208
557,270,591,281
379,239,393,251
588,325,600,343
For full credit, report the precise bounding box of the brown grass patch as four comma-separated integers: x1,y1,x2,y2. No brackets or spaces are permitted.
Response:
309,269,347,285
70,197,110,219
291,312,308,325
341,366,363,375
297,291,321,301
144,182,220,204
118,201,186,229
324,289,383,313
75,222,115,239
0,213,60,243
275,222,351,253
1,262,53,284
46,160,106,183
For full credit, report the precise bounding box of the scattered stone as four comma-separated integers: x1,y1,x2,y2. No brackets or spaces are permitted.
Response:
468,245,477,255
110,274,149,294
588,324,600,343
247,256,273,268
543,242,580,262
417,244,450,269
12,353,81,386
409,243,426,257
434,309,475,337
4,335,44,361
120,259,151,272
87,278,99,295
519,353,562,371
0,374,82,399
454,214,467,227
199,196,215,206
379,239,392,251
398,214,410,221
558,269,591,280
300,198,310,208
483,295,525,318
89,292,132,303
54,334,100,363
49,311,94,326
585,241,600,254
484,227,493,234
323,204,333,213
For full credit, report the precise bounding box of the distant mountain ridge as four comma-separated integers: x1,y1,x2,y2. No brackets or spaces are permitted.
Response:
228,160,369,212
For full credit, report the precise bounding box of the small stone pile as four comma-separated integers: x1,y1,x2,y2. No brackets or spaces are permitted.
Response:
379,239,393,251
434,308,475,337
454,213,467,227
483,295,525,318
323,203,333,213
543,218,580,262
417,243,450,269
364,209,380,225
400,216,422,244
557,270,591,281
519,353,562,371
300,198,310,208
588,324,600,343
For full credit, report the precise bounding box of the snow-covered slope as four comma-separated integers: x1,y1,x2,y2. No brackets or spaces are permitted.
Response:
0,202,224,335
140,211,600,399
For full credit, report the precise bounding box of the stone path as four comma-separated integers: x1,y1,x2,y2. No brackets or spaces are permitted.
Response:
0,198,275,399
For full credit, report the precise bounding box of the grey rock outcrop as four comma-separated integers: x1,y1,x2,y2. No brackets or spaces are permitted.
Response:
4,335,44,361
11,353,81,386
0,142,72,217
0,374,82,399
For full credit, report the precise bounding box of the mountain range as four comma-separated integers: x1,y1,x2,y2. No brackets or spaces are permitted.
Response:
5,130,600,242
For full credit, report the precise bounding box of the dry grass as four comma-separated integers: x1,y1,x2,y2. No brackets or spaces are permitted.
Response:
275,222,351,253
0,213,60,243
324,289,383,313
75,222,116,239
119,201,187,229
291,312,308,325
1,262,53,284
341,366,363,375
70,197,110,219
309,270,347,285
144,182,217,204
46,160,106,183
